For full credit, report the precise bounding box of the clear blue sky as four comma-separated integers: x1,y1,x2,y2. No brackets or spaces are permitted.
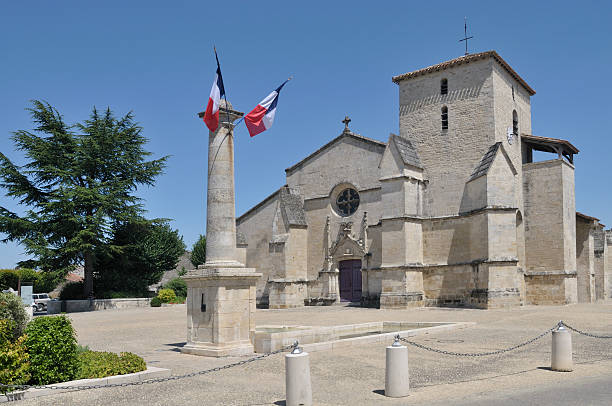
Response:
1,1,611,267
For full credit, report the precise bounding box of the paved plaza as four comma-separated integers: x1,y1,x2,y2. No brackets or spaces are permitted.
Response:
18,303,612,405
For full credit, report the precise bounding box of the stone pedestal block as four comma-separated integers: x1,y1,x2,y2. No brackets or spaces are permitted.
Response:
182,267,261,357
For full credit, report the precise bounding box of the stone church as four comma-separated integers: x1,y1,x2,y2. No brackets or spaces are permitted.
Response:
235,50,612,309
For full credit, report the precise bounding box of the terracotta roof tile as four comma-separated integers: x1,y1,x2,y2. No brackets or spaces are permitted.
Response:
392,50,536,96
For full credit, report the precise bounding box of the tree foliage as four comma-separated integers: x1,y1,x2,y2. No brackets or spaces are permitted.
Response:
95,220,185,296
190,235,206,267
0,101,168,297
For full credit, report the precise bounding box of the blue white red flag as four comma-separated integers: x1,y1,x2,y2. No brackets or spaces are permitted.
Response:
244,79,289,137
203,50,226,132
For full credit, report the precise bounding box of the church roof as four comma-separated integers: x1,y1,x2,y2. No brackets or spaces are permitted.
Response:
392,50,536,96
280,187,307,226
469,142,502,181
391,134,422,169
285,131,386,175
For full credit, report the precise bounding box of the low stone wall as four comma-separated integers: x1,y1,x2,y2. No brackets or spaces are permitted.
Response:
47,298,151,314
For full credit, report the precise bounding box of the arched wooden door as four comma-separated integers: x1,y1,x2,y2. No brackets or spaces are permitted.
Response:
339,259,362,302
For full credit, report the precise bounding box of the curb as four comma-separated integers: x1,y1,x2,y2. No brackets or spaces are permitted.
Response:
1,367,171,403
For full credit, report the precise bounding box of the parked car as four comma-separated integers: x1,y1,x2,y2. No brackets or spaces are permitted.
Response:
32,293,51,312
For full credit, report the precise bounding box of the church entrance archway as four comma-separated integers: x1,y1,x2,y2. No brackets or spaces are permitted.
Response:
339,259,362,302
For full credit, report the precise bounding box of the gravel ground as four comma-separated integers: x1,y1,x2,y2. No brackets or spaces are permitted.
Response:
14,302,612,405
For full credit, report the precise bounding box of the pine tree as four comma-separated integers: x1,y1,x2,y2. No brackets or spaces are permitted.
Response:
0,101,167,298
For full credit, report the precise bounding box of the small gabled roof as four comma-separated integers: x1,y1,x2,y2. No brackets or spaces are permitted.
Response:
392,50,536,96
391,134,422,169
576,212,600,223
279,187,307,227
285,131,386,175
468,142,517,181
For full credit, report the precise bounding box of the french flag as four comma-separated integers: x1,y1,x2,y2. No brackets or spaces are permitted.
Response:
244,79,289,137
203,51,225,132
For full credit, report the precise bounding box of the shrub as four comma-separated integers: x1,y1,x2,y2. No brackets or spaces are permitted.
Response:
157,288,176,303
24,316,78,385
0,320,30,393
0,292,28,340
77,350,146,379
190,235,206,267
163,277,187,298
60,281,86,300
150,297,162,307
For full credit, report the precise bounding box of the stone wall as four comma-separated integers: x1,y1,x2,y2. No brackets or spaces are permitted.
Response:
286,134,385,200
269,282,308,309
236,190,279,303
523,159,576,273
423,264,482,306
398,58,496,217
525,274,577,305
47,298,151,314
606,231,612,299
422,212,488,265
576,216,595,302
593,226,607,300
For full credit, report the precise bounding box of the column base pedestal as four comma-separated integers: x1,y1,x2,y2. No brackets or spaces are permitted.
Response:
182,267,261,358
181,341,255,357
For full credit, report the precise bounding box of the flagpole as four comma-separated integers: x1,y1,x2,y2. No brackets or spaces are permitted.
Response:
214,46,234,136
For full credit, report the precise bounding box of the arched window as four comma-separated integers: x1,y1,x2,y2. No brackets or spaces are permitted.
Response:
441,106,448,130
512,110,519,135
440,78,448,95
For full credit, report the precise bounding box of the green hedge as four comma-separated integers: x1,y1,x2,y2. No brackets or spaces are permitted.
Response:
59,281,85,300
77,350,146,379
24,316,79,385
0,269,60,293
0,292,28,340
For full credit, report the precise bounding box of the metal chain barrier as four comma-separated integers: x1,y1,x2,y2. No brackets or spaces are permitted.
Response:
398,325,557,357
560,321,612,339
1,343,296,393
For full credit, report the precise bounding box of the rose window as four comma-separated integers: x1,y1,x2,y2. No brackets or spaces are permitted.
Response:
336,188,360,216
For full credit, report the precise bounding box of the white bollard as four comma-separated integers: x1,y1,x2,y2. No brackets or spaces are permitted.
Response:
285,342,312,406
551,323,573,372
385,335,410,398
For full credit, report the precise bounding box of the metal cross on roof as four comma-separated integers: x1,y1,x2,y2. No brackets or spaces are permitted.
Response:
342,116,351,132
459,17,474,56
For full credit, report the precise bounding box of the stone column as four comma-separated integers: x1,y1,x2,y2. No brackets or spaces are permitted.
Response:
182,101,261,357
205,102,243,268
